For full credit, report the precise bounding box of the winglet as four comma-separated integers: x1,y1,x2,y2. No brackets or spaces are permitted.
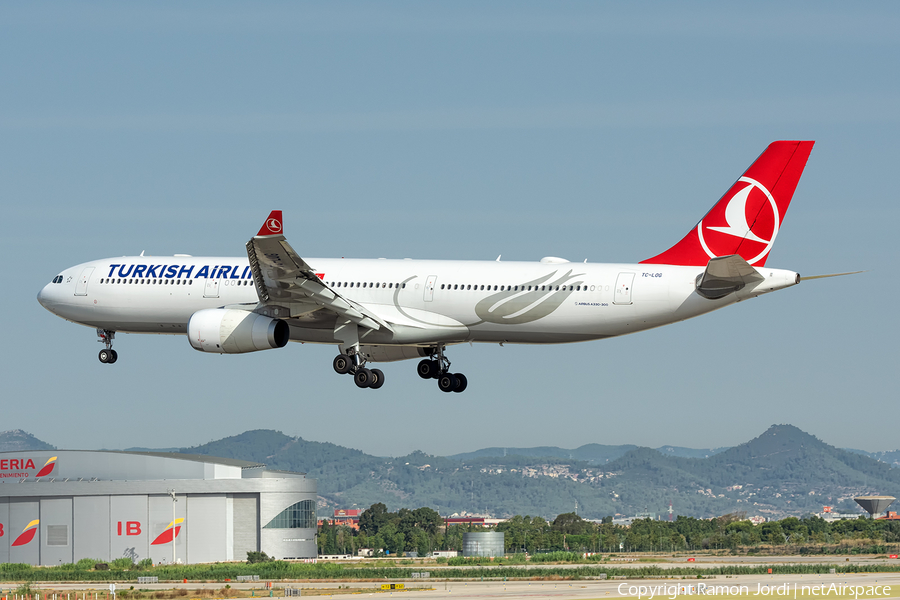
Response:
256,210,284,236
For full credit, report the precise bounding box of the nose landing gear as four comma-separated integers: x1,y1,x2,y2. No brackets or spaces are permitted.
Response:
417,346,467,393
97,329,118,364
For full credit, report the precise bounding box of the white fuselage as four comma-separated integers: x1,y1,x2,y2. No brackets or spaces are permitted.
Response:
37,255,799,349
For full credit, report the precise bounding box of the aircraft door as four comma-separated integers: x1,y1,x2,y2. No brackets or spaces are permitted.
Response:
424,275,437,302
204,278,220,298
74,267,94,296
614,272,635,305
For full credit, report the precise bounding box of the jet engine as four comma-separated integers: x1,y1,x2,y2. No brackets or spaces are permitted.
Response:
188,309,289,354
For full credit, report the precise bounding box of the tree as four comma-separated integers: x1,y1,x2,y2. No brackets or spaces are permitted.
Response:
552,512,595,535
359,502,391,535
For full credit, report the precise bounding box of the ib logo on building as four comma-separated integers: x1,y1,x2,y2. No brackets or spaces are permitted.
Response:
151,518,184,545
12,520,39,547
36,456,57,477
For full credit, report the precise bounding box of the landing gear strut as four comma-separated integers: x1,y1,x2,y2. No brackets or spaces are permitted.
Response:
417,345,467,393
332,349,384,390
97,329,118,364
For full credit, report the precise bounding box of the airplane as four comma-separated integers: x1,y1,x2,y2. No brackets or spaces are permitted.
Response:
39,140,832,393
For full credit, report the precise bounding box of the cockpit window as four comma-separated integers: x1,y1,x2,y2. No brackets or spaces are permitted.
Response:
52,275,63,284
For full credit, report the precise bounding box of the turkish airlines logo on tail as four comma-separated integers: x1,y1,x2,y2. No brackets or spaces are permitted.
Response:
265,218,282,234
36,456,57,477
12,520,39,547
151,518,184,545
697,176,779,265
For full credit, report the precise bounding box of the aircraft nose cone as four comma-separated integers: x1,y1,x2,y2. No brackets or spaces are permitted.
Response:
37,283,57,311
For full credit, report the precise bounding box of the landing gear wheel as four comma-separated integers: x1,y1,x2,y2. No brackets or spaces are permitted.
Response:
429,360,441,379
99,349,112,363
109,350,118,364
438,373,458,393
369,369,385,389
452,373,467,393
417,359,436,379
354,368,373,388
333,354,353,375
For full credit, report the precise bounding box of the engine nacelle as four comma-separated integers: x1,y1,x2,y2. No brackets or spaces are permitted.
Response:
188,309,289,354
357,345,429,363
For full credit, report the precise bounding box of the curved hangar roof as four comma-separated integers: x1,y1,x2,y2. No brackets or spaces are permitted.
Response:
0,450,304,482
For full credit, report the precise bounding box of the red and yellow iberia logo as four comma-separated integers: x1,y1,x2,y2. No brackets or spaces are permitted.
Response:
151,518,184,545
36,456,57,478
12,520,39,547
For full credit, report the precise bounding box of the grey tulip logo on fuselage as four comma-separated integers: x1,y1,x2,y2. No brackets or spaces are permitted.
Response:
474,269,585,325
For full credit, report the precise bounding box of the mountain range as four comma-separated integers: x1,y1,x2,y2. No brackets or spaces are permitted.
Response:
1,425,897,520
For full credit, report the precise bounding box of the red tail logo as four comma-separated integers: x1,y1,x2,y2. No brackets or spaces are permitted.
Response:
642,141,814,267
256,210,283,236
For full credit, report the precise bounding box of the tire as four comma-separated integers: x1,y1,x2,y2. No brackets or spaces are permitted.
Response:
99,349,111,363
417,359,435,379
453,373,467,393
109,350,118,364
438,373,458,393
354,368,373,388
430,360,441,378
369,369,385,389
333,354,353,375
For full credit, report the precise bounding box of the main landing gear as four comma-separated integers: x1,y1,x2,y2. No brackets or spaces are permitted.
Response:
417,346,467,393
97,328,118,364
332,351,384,390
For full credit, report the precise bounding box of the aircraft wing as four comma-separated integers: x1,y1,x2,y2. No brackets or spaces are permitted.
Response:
245,211,393,332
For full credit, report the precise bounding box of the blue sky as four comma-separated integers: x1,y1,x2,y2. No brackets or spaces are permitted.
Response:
2,2,897,457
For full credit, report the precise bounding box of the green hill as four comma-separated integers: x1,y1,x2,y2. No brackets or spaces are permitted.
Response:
173,424,896,520
0,429,55,452
8,426,894,520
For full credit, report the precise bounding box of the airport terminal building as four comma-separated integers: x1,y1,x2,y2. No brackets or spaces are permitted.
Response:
0,450,317,565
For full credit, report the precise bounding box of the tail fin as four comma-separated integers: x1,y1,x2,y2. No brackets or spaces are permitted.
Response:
641,141,814,267
256,210,283,237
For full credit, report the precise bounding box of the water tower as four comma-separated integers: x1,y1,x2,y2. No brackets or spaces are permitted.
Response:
854,496,896,519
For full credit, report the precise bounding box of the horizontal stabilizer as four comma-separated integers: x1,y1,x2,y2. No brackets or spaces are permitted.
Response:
696,255,764,300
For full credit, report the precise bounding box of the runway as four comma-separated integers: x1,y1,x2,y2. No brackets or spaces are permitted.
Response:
24,572,900,600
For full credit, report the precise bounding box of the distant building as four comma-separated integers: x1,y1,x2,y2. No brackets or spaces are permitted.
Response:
333,509,361,529
444,516,506,527
819,512,864,522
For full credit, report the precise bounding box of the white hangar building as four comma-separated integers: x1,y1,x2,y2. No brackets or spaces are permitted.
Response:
0,450,317,565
